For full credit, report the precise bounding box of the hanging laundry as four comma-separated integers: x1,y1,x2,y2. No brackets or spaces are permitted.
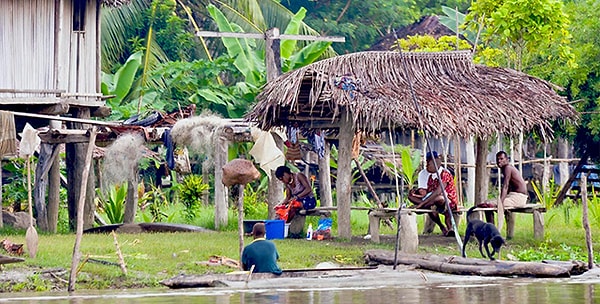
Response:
249,128,285,180
0,111,17,157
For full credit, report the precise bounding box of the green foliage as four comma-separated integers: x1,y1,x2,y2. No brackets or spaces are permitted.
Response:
206,4,265,86
1,159,27,209
101,51,143,119
139,183,172,223
242,184,268,220
465,0,574,71
437,6,477,44
145,55,257,118
392,34,472,52
178,174,209,222
397,145,422,187
530,178,561,210
283,0,471,53
96,184,127,224
513,240,592,262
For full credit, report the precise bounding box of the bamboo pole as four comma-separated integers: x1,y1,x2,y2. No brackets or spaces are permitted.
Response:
68,127,97,292
112,231,128,275
238,184,245,268
581,175,594,269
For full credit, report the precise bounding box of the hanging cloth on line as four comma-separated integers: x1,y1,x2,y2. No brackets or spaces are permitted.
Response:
0,110,17,157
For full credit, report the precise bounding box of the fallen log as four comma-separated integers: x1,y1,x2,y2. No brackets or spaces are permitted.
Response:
161,266,377,289
365,249,572,278
161,271,319,289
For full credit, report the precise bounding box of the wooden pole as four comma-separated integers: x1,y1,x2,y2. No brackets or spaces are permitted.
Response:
455,135,462,206
497,133,504,232
0,159,3,228
238,184,245,268
337,109,354,239
581,174,594,269
318,142,332,207
68,127,97,292
214,136,229,229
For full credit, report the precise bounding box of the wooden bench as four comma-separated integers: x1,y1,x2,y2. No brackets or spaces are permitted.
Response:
300,204,546,248
369,204,546,242
467,204,546,240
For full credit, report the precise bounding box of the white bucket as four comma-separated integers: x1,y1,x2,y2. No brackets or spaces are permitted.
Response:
284,223,290,238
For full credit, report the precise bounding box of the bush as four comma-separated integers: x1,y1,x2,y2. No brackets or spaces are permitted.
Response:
178,174,209,222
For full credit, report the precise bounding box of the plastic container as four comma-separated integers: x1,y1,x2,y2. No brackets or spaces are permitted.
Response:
265,220,285,240
306,224,313,240
284,223,290,238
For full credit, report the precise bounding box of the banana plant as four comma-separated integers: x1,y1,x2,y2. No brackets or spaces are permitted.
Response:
101,51,144,119
207,4,264,86
382,144,421,188
206,4,333,84
437,6,478,45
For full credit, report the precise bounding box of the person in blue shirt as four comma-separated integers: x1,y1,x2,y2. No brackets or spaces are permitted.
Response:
241,223,282,274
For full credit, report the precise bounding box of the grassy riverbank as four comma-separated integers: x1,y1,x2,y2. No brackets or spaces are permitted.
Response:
0,202,598,292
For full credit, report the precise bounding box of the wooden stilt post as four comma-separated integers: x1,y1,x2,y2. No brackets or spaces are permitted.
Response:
68,127,97,292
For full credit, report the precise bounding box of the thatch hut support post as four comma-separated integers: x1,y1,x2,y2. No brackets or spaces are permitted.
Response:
318,141,332,207
337,109,354,239
267,132,284,219
557,137,569,187
466,137,475,206
475,137,489,204
518,132,524,175
264,28,285,219
214,136,229,229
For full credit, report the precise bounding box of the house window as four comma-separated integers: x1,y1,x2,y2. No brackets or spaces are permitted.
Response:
73,0,86,31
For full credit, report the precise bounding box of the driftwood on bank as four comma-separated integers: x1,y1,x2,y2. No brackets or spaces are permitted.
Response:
365,249,586,278
161,266,377,289
0,254,25,265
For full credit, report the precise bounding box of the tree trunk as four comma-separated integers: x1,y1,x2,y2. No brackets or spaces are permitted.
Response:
475,137,489,204
337,109,354,239
318,141,333,207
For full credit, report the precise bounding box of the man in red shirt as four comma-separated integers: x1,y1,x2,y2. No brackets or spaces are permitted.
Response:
413,152,459,237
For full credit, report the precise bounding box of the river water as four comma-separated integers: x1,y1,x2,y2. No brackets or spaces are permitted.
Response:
0,280,599,303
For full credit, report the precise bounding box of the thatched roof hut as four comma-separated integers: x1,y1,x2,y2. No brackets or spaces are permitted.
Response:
247,51,576,139
247,50,577,240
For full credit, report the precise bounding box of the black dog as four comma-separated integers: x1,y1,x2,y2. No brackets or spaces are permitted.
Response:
462,206,505,260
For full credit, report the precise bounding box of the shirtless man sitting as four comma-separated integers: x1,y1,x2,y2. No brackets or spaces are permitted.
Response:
480,150,528,224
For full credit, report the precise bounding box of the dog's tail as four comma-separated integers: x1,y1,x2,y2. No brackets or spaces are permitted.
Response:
466,205,477,219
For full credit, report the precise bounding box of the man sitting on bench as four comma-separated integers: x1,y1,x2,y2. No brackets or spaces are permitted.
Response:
410,151,459,237
478,150,528,223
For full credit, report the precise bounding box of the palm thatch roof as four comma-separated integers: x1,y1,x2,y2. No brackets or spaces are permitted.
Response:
246,51,577,139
